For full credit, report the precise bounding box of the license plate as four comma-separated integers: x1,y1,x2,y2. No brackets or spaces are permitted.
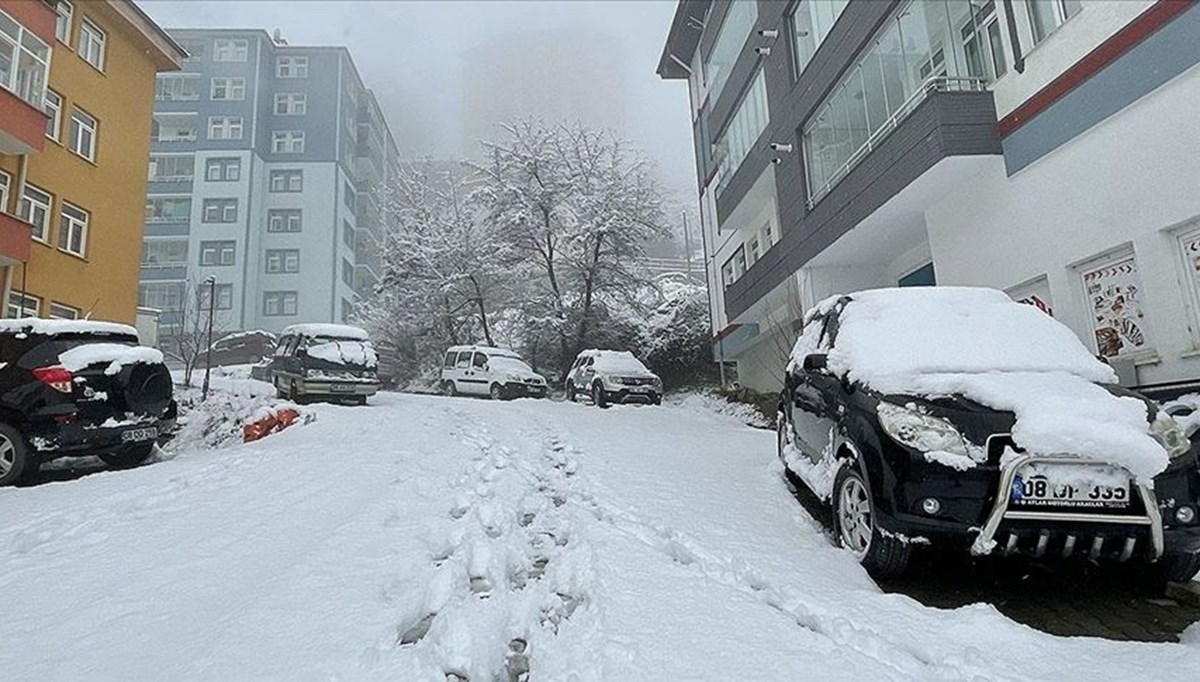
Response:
330,383,354,393
120,427,158,443
1010,462,1130,509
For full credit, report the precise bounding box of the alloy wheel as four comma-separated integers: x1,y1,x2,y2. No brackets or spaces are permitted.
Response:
0,434,15,478
838,476,873,558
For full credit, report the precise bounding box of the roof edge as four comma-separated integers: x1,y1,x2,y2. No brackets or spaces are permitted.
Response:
656,0,711,80
110,0,187,71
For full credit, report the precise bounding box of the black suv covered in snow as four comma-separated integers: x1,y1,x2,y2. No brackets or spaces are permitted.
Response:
0,320,177,485
778,288,1200,581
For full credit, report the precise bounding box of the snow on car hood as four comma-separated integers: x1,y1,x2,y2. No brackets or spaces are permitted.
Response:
58,343,164,376
791,288,1168,480
490,356,544,381
306,340,377,368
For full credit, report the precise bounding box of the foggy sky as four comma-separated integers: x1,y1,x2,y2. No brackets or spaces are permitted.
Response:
140,0,696,205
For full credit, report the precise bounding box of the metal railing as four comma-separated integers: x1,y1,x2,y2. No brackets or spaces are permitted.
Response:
806,76,988,210
148,174,194,183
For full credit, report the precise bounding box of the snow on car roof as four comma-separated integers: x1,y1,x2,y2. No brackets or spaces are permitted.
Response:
591,350,650,373
0,318,138,337
281,323,369,340
447,345,521,357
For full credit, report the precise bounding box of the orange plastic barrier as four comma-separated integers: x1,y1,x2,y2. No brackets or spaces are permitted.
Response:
243,408,301,443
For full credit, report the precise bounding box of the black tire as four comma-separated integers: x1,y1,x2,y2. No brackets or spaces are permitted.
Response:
592,383,609,409
354,395,368,406
443,381,457,397
651,394,662,406
0,422,30,487
490,383,505,401
1158,552,1200,583
566,383,576,402
831,461,910,579
99,442,155,470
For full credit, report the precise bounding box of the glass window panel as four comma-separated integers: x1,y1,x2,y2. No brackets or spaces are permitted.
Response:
844,69,869,152
860,48,889,134
704,1,758,102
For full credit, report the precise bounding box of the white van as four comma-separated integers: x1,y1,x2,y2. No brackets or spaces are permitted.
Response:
440,345,547,400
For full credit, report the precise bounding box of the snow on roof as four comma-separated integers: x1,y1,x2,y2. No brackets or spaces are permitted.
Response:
591,350,652,374
281,323,369,341
447,345,521,357
791,288,1167,479
0,318,138,338
218,330,278,342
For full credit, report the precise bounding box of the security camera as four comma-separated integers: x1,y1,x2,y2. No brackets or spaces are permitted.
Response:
755,46,771,56
769,142,794,153
771,157,783,165
758,29,779,39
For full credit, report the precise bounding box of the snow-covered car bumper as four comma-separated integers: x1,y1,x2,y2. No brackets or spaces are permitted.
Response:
25,401,179,457
605,388,661,404
296,379,379,397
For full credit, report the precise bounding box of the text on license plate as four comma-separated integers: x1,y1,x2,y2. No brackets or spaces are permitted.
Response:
120,427,158,443
330,383,354,392
1010,467,1130,508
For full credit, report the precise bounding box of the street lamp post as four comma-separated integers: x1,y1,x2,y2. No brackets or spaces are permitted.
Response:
201,276,216,401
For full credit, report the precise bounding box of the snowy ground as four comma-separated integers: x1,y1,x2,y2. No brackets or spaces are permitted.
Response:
1,394,1198,680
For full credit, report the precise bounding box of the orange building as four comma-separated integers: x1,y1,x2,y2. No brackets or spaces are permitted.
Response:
0,0,183,323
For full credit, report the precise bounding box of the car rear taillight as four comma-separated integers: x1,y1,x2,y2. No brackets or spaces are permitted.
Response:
33,366,74,394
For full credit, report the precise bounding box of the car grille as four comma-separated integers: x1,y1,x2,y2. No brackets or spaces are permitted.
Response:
623,377,655,386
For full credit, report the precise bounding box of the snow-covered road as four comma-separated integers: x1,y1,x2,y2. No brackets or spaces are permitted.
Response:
1,394,1198,680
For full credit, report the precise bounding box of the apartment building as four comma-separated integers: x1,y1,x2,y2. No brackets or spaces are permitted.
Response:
659,0,1200,393
0,0,183,323
140,29,399,342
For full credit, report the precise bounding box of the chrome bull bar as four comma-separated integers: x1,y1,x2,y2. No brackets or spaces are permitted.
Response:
972,454,1163,560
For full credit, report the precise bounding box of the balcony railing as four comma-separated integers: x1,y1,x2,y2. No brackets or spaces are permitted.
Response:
154,134,198,143
806,76,987,209
148,174,195,183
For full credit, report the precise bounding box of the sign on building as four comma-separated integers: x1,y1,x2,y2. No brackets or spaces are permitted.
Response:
1078,249,1149,358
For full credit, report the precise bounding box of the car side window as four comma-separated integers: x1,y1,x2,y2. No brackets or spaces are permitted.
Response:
473,352,488,369
274,336,292,357
444,352,456,369
456,352,471,368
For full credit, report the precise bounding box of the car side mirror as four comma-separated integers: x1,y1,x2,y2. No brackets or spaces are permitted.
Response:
295,348,307,358
803,354,828,372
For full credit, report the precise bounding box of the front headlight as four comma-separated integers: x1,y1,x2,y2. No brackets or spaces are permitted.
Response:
1151,414,1192,459
876,401,972,457
305,369,321,378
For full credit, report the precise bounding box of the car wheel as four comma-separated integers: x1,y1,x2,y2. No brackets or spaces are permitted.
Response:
490,383,504,401
776,412,789,462
651,394,662,406
592,383,609,409
443,381,457,397
0,423,30,487
354,395,368,406
1158,552,1200,583
566,383,576,402
99,443,156,470
832,462,910,579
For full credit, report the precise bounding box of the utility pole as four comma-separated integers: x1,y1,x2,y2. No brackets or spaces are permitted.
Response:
201,277,216,401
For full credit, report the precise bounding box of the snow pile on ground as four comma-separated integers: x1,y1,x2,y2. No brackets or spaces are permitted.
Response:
668,390,771,429
791,288,1168,480
58,343,164,375
166,372,309,453
307,340,378,367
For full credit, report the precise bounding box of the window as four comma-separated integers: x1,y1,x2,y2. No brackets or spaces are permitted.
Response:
138,282,185,312
269,169,303,192
1029,0,1082,45
210,77,246,101
199,240,236,266
343,221,354,248
148,155,195,182
721,246,747,289
55,1,73,44
274,93,307,115
265,249,300,273
1077,248,1150,358
68,107,97,161
761,222,775,248
276,56,308,78
48,302,79,320
179,39,204,62
703,1,757,103
789,0,850,79
263,291,299,316
18,184,52,242
342,258,353,286
144,197,191,223
78,18,105,70
897,262,936,287
748,236,761,264
272,130,305,153
266,209,302,233
152,113,197,142
199,283,234,310
44,90,61,140
341,299,353,324
7,292,39,318
202,198,238,223
213,38,248,62
0,13,51,108
343,181,356,210
1007,276,1054,317
961,0,1007,83
156,74,200,101
208,116,244,140
58,202,88,257
141,239,188,267
204,157,241,182
472,352,487,369
0,170,8,213
713,69,768,194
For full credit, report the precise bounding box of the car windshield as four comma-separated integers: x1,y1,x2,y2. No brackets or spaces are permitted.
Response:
490,355,532,373
592,351,649,373
305,337,377,368
792,287,1115,391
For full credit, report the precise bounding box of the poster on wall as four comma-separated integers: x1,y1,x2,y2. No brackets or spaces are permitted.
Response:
1080,252,1149,358
1006,277,1054,317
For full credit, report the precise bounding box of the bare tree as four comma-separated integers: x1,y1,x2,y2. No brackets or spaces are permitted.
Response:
163,279,228,387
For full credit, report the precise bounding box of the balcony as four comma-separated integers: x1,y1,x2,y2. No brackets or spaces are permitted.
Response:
0,87,47,155
139,264,188,281
0,212,33,265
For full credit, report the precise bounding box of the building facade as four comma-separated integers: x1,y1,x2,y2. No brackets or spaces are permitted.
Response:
0,0,183,324
660,0,1200,394
140,29,399,343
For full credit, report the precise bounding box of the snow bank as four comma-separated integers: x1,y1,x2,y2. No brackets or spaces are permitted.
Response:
281,323,369,340
0,318,137,337
307,340,378,367
166,382,311,453
58,343,163,376
791,288,1167,479
668,391,771,429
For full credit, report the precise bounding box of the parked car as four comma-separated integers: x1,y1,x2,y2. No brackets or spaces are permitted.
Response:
778,287,1200,581
566,349,662,407
267,324,379,405
440,345,547,400
0,319,177,486
206,330,277,368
